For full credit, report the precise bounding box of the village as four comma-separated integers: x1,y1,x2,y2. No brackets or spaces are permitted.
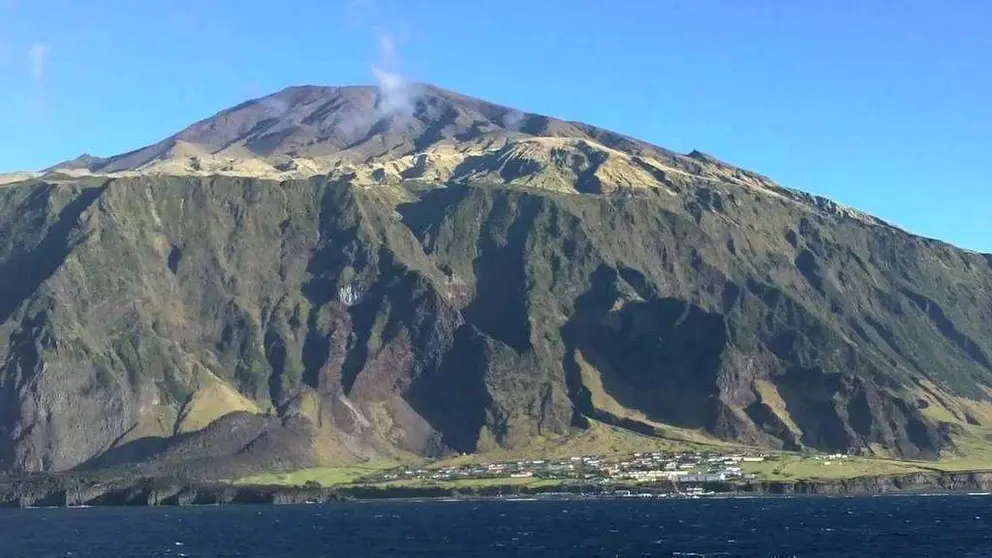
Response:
365,450,802,487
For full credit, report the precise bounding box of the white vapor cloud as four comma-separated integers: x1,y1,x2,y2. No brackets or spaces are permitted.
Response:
368,27,420,118
28,42,49,80
334,1,424,140
255,93,291,118
503,109,526,131
377,29,396,64
371,65,417,116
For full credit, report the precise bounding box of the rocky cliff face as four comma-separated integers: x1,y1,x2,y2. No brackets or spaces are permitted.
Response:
3,85,992,474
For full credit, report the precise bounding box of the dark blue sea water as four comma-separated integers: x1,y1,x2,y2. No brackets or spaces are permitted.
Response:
1,495,991,557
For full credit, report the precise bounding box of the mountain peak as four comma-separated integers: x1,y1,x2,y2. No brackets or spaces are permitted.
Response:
89,82,537,173
33,83,872,225
55,83,704,184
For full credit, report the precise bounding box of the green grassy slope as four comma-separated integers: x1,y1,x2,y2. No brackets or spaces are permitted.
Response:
2,170,992,477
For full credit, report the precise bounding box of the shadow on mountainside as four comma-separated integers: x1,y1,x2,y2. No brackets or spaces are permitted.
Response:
0,184,106,323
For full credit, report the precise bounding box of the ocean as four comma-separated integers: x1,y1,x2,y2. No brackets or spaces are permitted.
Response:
1,495,991,557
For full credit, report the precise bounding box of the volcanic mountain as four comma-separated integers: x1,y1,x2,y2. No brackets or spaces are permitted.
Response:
3,84,992,476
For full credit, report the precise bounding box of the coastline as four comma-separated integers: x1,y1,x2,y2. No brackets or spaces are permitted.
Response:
5,469,992,508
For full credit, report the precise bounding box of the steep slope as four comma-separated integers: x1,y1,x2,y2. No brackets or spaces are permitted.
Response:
2,85,992,475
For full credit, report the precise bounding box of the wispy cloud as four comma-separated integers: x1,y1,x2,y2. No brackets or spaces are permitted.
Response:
503,109,526,131
369,28,421,118
377,28,397,64
28,42,49,80
371,65,417,116
334,1,424,139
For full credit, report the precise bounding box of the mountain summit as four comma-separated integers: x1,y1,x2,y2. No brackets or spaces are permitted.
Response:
49,86,742,186
50,84,871,221
64,84,667,173
3,84,992,475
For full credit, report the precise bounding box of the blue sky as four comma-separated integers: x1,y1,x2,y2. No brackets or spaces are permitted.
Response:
1,1,989,251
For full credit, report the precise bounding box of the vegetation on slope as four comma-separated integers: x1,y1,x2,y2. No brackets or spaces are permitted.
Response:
3,85,992,478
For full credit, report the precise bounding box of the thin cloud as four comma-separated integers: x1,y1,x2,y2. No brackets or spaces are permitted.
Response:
371,66,418,116
28,42,49,80
503,109,526,131
377,29,397,64
335,0,422,136
372,66,403,91
369,25,419,117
